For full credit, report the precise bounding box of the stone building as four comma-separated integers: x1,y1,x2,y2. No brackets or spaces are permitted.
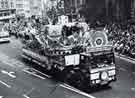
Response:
29,0,43,17
0,0,16,20
16,0,43,17
64,0,134,23
64,0,86,21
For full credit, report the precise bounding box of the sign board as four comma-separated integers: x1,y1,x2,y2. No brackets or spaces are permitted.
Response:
58,15,68,25
65,54,80,66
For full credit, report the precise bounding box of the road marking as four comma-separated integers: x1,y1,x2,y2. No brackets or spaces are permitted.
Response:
31,68,51,78
133,72,135,74
119,68,127,72
115,54,135,64
0,52,25,68
1,70,8,74
1,70,16,79
8,72,16,78
8,59,25,68
23,69,46,80
23,94,30,98
0,80,11,88
1,60,15,68
131,88,135,91
60,84,96,98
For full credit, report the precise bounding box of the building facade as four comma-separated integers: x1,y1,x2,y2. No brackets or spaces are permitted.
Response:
0,0,16,9
64,0,86,21
16,0,43,17
130,0,135,20
29,0,42,16
105,0,132,22
0,0,16,20
16,0,30,17
64,0,134,23
16,0,24,14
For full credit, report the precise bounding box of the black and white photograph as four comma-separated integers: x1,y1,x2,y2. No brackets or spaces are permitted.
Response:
0,0,134,98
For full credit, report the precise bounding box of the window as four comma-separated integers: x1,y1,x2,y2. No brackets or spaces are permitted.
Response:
11,2,14,8
16,4,23,8
0,13,2,17
79,0,85,5
4,12,7,16
1,0,4,8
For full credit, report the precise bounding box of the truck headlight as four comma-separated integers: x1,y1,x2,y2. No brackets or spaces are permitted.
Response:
101,71,108,80
81,56,84,60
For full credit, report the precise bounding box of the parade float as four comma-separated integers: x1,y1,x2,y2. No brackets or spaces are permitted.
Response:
21,16,116,89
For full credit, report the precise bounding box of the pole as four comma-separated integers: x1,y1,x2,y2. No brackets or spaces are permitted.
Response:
105,0,109,21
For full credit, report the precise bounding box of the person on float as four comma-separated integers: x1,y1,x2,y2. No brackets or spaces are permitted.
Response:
68,26,81,46
82,27,93,46
37,26,49,48
59,25,69,46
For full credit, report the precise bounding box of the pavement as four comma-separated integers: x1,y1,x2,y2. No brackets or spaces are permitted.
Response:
0,36,134,98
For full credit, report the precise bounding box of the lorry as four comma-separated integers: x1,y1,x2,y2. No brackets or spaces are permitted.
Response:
21,23,116,89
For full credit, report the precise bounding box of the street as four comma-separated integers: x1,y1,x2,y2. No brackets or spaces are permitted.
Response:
0,0,135,98
0,37,135,98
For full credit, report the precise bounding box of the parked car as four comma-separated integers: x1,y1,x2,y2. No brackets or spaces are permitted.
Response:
0,24,10,43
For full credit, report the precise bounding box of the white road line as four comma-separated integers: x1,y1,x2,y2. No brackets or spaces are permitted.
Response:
1,70,8,74
0,52,25,68
23,69,46,80
115,54,135,64
23,94,30,98
0,80,11,88
8,59,25,67
1,70,16,79
8,73,16,78
22,54,31,61
133,72,135,74
31,68,51,78
1,61,15,68
119,68,127,72
60,84,96,98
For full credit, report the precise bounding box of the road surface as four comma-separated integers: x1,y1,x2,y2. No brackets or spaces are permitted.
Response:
0,37,135,98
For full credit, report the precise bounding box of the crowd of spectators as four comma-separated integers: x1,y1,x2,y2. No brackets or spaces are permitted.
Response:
3,16,135,58
106,22,135,58
3,16,48,39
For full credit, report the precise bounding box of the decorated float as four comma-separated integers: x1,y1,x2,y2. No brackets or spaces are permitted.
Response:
20,17,116,89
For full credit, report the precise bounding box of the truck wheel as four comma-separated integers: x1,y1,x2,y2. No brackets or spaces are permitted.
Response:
64,70,85,89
